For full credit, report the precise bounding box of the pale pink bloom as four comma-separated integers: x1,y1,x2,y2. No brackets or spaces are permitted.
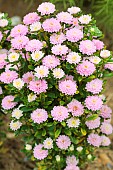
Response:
100,122,113,135
76,60,96,76
10,24,28,37
33,144,48,160
30,22,41,32
92,39,104,50
0,19,8,27
51,106,69,122
79,15,91,24
42,55,60,69
11,35,29,50
100,50,110,58
64,165,80,170
101,135,111,146
31,108,48,124
2,95,17,110
28,80,48,94
13,78,24,90
35,65,49,79
22,72,35,84
66,117,80,128
0,86,3,94
100,105,112,119
52,68,65,79
43,137,53,149
42,18,61,33
25,39,43,52
0,31,3,41
85,78,103,94
85,117,100,129
52,44,68,56
66,52,81,64
50,32,66,45
5,64,19,71
31,50,44,62
87,133,101,147
10,120,22,131
66,155,78,166
56,12,73,24
59,80,77,95
85,96,103,111
72,18,79,26
104,63,113,71
0,53,7,69
23,12,40,25
56,135,71,150
0,70,18,84
79,40,96,55
67,99,84,116
68,7,81,14
37,2,55,15
89,56,101,64
66,28,83,42
0,49,8,54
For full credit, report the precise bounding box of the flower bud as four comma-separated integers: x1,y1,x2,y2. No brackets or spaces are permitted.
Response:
55,155,60,162
87,154,92,160
76,146,83,152
69,144,74,151
25,144,32,150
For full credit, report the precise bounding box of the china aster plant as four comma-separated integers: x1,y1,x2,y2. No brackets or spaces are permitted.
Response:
0,2,113,170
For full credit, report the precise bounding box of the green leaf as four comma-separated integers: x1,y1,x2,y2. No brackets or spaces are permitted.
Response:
55,128,61,138
81,128,87,136
61,122,66,127
47,92,56,98
20,106,33,112
66,62,72,70
42,129,46,136
60,101,65,105
64,129,72,136
103,73,113,77
28,65,34,70
14,97,21,102
86,114,98,121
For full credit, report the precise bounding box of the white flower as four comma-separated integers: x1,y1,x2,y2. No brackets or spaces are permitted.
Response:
89,56,101,64
35,65,49,78
43,137,53,149
28,93,37,102
12,108,23,119
67,52,81,64
79,15,91,24
25,144,32,150
0,19,8,27
67,7,81,14
66,117,80,128
0,86,3,94
8,52,20,62
53,68,65,79
30,22,41,32
13,78,24,90
10,120,22,131
76,146,83,152
100,50,110,58
55,155,60,162
31,51,44,62
0,12,5,18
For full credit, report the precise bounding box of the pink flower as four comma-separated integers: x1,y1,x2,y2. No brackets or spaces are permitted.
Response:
76,60,96,77
37,2,55,15
33,144,48,160
66,28,83,42
42,55,60,69
0,31,3,41
100,105,112,119
56,12,73,24
51,106,69,122
23,12,40,25
66,52,81,64
22,72,35,84
52,44,68,56
11,35,29,50
92,39,104,50
25,39,43,52
72,18,79,26
42,18,61,33
0,53,7,69
79,40,96,55
85,96,103,111
67,99,84,116
59,80,77,95
31,108,48,124
100,122,113,135
101,135,111,146
68,7,81,14
2,95,17,110
85,117,100,129
10,24,28,37
104,63,113,71
28,80,48,94
64,165,80,170
87,133,101,147
0,70,18,84
35,65,49,79
66,155,78,166
50,32,66,45
56,135,71,150
85,78,103,94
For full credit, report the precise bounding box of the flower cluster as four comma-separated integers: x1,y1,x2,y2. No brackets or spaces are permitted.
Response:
0,2,113,170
